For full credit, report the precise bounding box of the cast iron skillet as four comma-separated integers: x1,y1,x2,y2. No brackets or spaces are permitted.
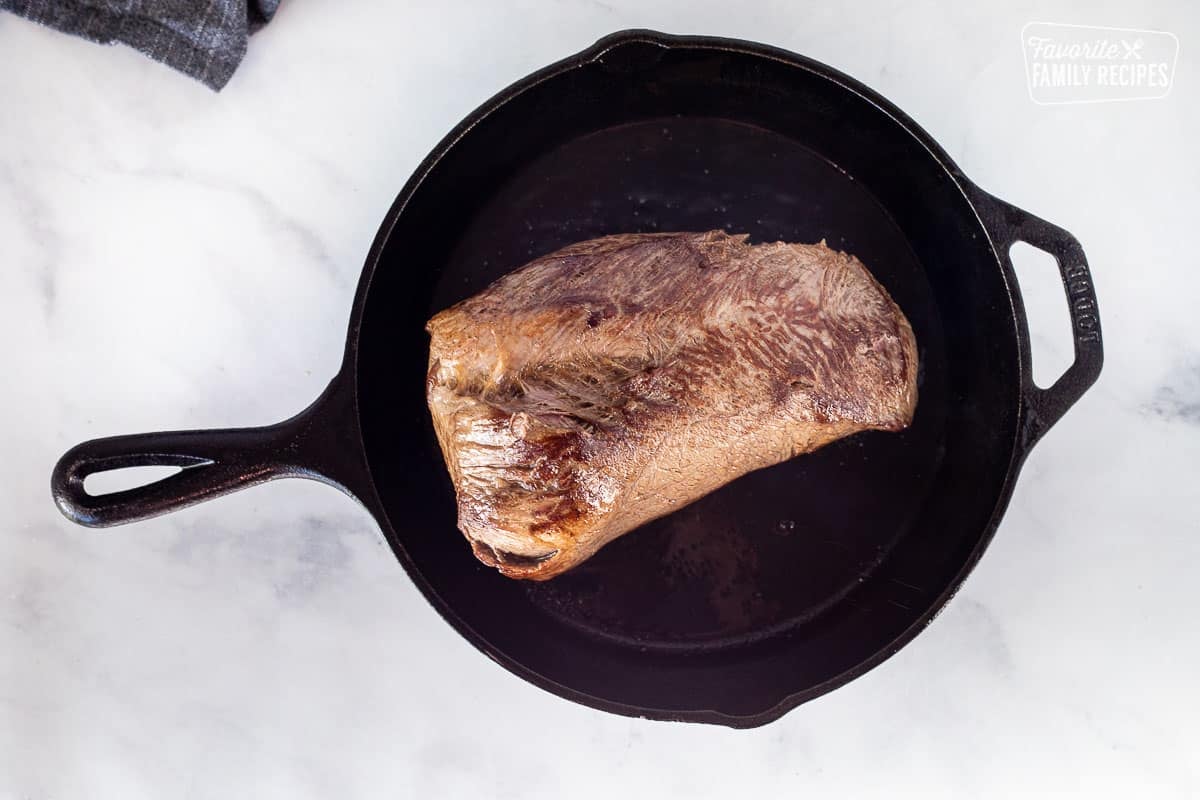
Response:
52,30,1103,727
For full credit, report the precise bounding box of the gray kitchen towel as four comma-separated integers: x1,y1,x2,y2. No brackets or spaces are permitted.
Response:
1,0,280,90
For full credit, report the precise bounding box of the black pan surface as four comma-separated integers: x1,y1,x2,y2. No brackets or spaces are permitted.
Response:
427,117,947,650
53,31,1103,727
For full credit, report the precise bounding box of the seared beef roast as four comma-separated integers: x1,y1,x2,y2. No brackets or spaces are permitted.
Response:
426,231,917,579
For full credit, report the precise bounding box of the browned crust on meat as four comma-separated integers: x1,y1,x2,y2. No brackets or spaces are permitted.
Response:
426,231,918,579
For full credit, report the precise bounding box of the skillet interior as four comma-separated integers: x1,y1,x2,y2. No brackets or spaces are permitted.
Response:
356,37,1020,722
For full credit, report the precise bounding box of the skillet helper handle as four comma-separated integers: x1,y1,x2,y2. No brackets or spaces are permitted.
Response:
975,187,1104,445
52,375,370,528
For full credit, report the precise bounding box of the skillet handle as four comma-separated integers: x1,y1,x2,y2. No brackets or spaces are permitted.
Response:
971,186,1104,446
52,374,371,527
54,427,295,527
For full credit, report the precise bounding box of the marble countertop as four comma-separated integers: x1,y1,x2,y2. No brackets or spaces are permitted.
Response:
2,1,1197,797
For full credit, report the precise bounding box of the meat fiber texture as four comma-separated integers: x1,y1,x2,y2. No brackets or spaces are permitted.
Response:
426,231,918,580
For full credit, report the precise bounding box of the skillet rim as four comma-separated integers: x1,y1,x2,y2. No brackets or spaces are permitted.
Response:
343,28,1033,727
